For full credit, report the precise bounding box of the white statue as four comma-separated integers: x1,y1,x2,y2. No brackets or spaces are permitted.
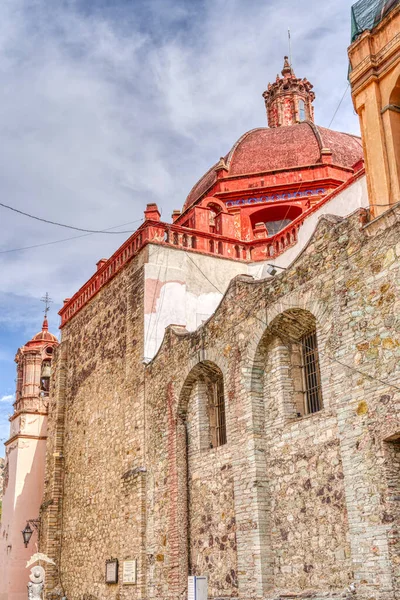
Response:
27,566,45,600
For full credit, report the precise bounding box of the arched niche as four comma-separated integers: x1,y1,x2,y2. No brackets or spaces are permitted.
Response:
388,75,400,194
251,308,322,426
176,361,238,598
249,204,302,237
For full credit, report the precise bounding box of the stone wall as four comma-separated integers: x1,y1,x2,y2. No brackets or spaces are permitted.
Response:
41,249,148,600
43,203,400,600
145,205,400,599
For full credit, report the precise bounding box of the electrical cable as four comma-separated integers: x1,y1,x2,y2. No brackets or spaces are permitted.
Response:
183,250,400,394
0,218,143,254
328,82,351,128
0,200,142,234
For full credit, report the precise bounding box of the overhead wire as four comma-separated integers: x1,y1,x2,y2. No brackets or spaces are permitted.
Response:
183,250,400,394
328,82,351,128
0,218,144,254
0,200,142,234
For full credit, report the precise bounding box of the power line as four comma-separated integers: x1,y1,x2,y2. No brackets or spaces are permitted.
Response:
183,250,400,394
0,219,143,254
0,200,142,234
328,82,351,128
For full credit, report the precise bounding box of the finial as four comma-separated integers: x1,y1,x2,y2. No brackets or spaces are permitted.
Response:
282,56,292,77
215,156,228,172
40,293,53,330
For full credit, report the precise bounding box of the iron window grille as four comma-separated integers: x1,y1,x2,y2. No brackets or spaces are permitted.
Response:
301,330,322,414
209,379,227,448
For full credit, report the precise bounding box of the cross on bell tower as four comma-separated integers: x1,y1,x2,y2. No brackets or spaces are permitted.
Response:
41,292,52,318
262,57,315,128
40,292,53,331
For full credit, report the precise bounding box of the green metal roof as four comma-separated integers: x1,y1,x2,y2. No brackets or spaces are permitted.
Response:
351,0,399,41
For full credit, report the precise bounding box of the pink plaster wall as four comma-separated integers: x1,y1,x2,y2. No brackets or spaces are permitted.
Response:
0,432,47,600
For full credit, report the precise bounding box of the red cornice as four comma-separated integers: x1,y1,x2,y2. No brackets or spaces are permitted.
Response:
59,168,365,329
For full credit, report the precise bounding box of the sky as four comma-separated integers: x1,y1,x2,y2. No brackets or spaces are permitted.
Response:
0,0,360,450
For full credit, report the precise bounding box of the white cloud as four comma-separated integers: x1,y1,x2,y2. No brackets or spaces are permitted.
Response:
0,0,359,328
0,395,14,403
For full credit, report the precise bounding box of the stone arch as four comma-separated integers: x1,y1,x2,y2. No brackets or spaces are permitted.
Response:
251,307,322,425
174,360,238,598
247,304,349,593
388,74,400,193
200,196,227,214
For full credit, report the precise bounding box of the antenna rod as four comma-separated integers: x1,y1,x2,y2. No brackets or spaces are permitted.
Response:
40,292,53,318
288,29,293,72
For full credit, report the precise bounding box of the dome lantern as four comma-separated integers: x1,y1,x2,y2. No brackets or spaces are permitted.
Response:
263,57,315,128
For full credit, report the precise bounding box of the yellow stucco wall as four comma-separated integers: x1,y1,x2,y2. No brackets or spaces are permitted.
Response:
349,5,400,217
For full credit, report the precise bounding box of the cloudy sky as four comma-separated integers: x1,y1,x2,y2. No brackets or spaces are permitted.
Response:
0,0,360,448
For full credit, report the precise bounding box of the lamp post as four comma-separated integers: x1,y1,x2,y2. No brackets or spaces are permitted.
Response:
22,519,40,548
267,263,287,276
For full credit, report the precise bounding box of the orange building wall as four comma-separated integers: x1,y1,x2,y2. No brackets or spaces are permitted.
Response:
349,4,400,217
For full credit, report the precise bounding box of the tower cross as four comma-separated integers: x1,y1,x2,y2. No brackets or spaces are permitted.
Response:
40,293,53,318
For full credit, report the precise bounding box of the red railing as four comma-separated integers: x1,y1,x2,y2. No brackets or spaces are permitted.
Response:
59,219,298,327
59,167,365,327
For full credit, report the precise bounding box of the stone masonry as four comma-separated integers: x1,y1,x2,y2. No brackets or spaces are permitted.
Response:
41,201,400,600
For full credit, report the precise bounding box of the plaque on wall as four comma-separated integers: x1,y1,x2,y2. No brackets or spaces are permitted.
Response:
105,559,118,584
122,559,137,584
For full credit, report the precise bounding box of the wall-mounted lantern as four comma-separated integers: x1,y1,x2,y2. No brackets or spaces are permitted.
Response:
22,520,40,548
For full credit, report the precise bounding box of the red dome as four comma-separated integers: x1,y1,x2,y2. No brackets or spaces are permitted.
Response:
31,330,58,343
182,122,363,212
26,318,58,346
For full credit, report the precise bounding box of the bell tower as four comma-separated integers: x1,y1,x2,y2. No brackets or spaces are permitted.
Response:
0,299,58,600
263,57,315,128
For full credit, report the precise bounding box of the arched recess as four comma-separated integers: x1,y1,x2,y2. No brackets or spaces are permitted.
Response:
248,308,323,591
252,308,323,426
176,361,238,598
388,75,400,196
250,308,352,592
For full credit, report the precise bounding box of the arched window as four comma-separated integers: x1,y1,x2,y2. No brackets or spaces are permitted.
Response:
40,360,51,396
299,99,306,122
255,310,323,419
217,241,223,255
208,376,227,448
181,362,227,450
299,329,322,414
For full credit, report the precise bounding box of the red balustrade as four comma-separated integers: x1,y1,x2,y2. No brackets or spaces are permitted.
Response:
59,167,365,328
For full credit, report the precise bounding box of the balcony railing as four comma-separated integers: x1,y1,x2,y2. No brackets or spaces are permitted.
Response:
59,167,365,328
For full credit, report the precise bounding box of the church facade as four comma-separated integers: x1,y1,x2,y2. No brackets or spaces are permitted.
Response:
1,2,400,600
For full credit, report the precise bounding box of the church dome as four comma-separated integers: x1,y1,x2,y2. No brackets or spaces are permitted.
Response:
182,122,363,213
27,318,58,345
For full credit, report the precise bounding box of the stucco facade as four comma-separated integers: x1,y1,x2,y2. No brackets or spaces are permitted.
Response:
349,3,400,217
0,319,58,600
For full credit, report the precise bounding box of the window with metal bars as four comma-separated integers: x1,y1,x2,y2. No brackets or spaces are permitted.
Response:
301,330,322,414
208,379,227,448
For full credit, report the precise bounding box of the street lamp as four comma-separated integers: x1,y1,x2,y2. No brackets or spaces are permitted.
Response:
22,520,40,548
267,263,287,276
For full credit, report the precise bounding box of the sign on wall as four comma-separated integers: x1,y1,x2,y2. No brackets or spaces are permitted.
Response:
105,559,118,584
122,559,137,584
188,576,208,600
